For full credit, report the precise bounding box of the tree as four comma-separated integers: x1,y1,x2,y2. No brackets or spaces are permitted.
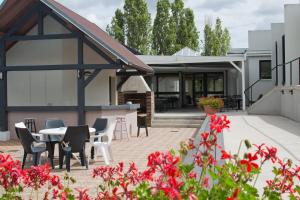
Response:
176,8,199,51
123,0,152,55
171,0,199,52
152,0,176,55
106,9,125,44
203,17,231,56
203,23,214,56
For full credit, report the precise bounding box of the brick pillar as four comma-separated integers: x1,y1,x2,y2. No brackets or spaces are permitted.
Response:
118,92,125,105
146,91,154,126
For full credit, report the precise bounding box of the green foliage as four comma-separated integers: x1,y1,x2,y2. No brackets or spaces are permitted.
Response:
106,9,125,44
107,0,152,54
124,0,152,55
198,97,224,109
203,17,231,56
152,0,199,55
176,8,199,52
152,0,176,55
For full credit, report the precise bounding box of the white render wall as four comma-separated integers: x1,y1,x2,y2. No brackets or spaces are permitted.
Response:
246,30,272,101
248,30,272,51
284,4,300,86
271,23,284,86
246,55,273,101
6,15,116,106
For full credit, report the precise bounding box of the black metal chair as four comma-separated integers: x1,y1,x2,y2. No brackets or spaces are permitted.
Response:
91,118,108,159
137,115,148,137
15,126,52,169
45,119,65,159
59,125,90,172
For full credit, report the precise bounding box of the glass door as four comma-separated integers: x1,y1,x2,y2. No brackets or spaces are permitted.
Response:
194,74,204,103
183,75,193,106
207,73,224,96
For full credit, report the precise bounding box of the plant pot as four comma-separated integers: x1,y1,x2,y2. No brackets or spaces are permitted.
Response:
203,105,219,115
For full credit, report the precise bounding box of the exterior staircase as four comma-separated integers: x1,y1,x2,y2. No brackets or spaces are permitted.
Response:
151,114,205,128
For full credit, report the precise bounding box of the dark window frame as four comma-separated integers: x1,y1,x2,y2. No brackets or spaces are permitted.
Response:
259,60,272,80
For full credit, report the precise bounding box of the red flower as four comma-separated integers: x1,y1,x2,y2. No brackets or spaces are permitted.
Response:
227,188,240,200
264,146,277,163
240,153,259,172
51,175,60,186
210,114,230,133
23,164,51,190
221,150,231,160
75,188,90,200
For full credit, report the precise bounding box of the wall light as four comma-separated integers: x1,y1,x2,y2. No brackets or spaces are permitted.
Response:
0,72,2,80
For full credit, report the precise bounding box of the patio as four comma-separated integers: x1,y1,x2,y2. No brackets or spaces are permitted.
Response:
0,127,196,193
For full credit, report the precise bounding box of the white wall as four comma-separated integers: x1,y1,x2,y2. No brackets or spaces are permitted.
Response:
271,23,285,86
249,86,300,124
284,4,300,86
248,30,272,51
247,56,273,101
246,30,273,101
6,15,116,106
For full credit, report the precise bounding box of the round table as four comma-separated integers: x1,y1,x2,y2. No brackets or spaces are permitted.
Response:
39,127,96,136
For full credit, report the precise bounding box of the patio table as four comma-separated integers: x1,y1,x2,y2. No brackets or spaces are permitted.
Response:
39,127,96,168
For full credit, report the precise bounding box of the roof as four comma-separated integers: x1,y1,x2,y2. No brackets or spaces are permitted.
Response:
173,47,201,56
0,0,153,73
138,55,245,65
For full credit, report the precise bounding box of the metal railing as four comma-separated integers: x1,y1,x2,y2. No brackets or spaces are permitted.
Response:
244,56,300,106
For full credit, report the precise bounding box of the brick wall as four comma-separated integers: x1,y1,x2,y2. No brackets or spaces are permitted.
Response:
118,91,154,127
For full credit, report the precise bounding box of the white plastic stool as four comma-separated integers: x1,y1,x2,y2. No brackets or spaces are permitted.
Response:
114,117,130,140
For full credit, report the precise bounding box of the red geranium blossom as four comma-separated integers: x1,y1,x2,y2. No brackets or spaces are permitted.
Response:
240,153,259,172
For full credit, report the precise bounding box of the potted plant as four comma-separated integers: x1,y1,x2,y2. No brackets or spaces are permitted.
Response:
198,96,224,115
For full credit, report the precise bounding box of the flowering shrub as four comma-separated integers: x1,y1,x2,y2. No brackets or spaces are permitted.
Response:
198,97,224,110
0,114,300,199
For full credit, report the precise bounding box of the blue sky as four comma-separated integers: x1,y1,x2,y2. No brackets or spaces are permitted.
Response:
1,0,299,48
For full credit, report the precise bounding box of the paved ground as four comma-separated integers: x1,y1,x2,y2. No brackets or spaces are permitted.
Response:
223,113,300,192
0,127,196,194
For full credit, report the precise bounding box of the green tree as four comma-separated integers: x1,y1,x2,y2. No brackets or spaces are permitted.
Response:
203,17,231,56
171,0,199,52
203,23,214,56
177,8,199,51
152,0,176,55
123,0,152,54
106,9,125,44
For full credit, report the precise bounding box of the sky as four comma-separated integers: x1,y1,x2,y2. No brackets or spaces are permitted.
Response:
1,0,299,48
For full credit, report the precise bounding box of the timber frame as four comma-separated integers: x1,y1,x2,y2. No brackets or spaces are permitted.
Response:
0,2,124,131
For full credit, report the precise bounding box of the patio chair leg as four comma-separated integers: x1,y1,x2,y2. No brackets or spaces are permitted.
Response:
66,152,71,172
137,127,140,137
145,127,149,137
100,146,109,165
82,151,88,169
59,146,63,169
107,146,114,162
22,152,27,169
91,147,95,160
32,153,39,166
80,151,85,166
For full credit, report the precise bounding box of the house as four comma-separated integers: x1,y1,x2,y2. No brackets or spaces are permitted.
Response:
247,3,300,123
0,0,153,139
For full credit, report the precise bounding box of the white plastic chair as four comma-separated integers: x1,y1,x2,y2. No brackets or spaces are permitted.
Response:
89,121,116,165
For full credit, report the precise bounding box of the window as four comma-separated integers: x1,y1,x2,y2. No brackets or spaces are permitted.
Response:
158,76,179,92
259,60,272,79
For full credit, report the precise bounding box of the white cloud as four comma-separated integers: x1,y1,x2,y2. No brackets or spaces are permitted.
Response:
56,0,300,48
